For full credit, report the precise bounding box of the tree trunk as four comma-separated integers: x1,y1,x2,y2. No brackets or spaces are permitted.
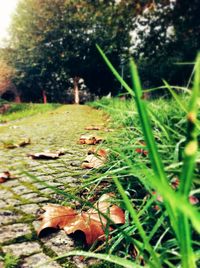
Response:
42,90,47,104
73,77,80,104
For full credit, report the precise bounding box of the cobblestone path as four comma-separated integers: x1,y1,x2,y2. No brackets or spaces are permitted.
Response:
0,105,105,268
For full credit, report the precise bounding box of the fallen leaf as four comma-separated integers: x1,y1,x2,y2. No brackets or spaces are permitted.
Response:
3,138,31,149
171,177,180,189
189,195,199,205
79,134,103,145
3,142,18,149
85,126,101,130
135,141,148,156
152,191,163,202
0,171,15,183
81,155,104,169
28,149,65,159
38,193,125,245
135,148,148,156
88,148,108,158
18,138,31,147
82,148,108,169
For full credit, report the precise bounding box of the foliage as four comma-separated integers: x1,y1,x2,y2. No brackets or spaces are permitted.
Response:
5,0,137,101
0,59,16,93
1,0,199,101
131,0,200,88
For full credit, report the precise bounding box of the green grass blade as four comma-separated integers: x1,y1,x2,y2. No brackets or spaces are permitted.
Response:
176,54,200,268
133,164,200,233
129,59,168,186
96,44,134,96
163,80,188,113
180,53,200,196
148,108,171,141
113,176,161,268
53,250,146,268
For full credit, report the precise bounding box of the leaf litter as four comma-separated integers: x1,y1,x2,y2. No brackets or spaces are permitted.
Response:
79,134,103,145
28,149,65,159
38,193,125,245
81,148,108,169
0,171,16,183
85,125,102,130
3,138,31,149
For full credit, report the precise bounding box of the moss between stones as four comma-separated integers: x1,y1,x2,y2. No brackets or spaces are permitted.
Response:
2,233,35,246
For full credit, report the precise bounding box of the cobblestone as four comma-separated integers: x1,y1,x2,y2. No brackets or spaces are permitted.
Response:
4,198,21,207
0,105,104,267
41,230,74,255
21,253,61,268
0,223,31,243
19,204,40,215
0,210,22,225
12,185,31,195
3,241,42,257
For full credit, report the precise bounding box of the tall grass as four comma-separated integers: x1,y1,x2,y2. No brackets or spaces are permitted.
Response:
60,50,199,267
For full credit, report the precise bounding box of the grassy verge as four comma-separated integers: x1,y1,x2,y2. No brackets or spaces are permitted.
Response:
0,102,61,123
77,53,200,267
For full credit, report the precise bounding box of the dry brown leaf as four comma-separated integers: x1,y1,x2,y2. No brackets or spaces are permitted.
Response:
18,138,31,147
0,171,15,183
3,142,18,149
81,155,104,169
135,148,148,156
189,195,199,205
3,138,31,149
82,148,108,169
28,149,65,160
88,148,108,158
38,193,125,245
171,177,180,189
79,134,103,145
85,126,101,130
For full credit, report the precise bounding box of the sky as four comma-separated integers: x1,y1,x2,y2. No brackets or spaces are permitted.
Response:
0,0,19,46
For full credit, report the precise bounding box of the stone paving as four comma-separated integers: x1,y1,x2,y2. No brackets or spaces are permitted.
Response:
0,105,105,268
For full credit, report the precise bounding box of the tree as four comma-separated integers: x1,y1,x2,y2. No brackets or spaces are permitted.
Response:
130,0,200,88
0,58,20,102
6,0,137,102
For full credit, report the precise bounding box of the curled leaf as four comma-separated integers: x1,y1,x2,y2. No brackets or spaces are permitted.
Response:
85,126,101,130
38,193,125,245
3,138,31,149
0,171,15,183
79,134,103,145
82,148,108,169
18,138,31,147
88,148,108,158
189,195,199,205
171,177,180,189
28,149,65,159
135,148,148,156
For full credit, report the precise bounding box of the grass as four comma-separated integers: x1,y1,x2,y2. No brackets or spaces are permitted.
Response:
0,253,20,268
66,51,199,267
0,102,61,123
